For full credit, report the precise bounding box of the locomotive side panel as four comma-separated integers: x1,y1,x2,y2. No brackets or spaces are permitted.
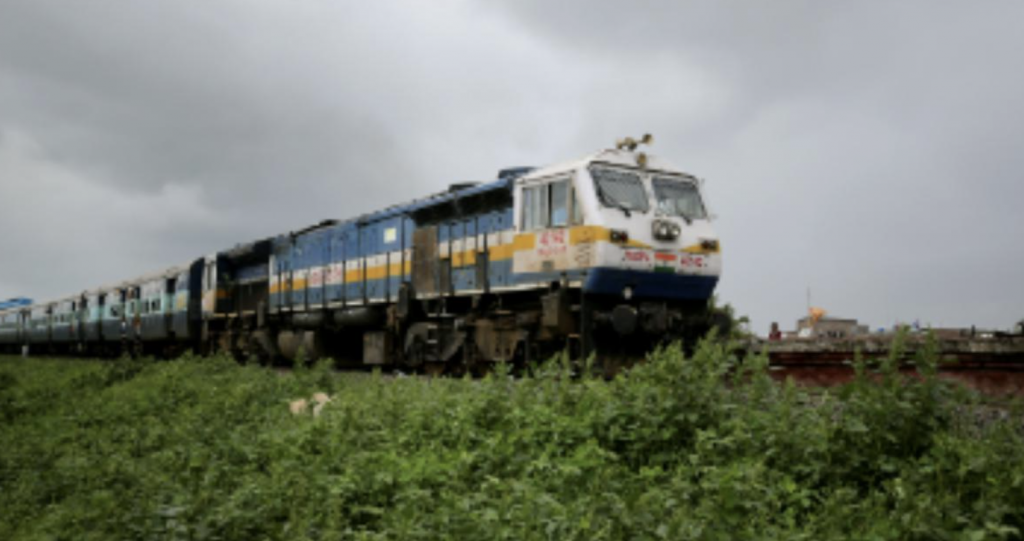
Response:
343,224,363,304
324,227,345,306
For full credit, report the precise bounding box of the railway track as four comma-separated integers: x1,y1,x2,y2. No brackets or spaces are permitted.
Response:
753,335,1024,395
225,334,1024,396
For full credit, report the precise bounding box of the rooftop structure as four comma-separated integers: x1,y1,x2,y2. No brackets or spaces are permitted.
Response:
793,316,869,339
0,298,32,310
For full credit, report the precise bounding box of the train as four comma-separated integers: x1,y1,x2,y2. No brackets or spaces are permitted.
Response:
0,139,724,372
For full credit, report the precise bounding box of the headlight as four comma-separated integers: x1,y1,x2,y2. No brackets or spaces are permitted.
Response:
652,220,680,241
623,286,633,300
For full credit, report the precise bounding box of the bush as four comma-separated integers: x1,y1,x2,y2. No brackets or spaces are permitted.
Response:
0,338,1021,540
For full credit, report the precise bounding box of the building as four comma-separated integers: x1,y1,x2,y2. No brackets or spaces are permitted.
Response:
794,316,869,339
0,298,32,311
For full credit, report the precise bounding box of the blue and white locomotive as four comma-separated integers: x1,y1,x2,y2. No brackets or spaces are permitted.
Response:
0,139,723,369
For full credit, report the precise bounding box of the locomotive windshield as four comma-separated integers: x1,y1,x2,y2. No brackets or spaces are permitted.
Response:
590,166,649,213
652,176,706,220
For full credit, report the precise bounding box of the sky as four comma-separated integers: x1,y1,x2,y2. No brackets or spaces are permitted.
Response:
1,0,1022,333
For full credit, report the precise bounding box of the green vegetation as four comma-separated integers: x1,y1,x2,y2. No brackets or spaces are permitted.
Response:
1,340,1022,540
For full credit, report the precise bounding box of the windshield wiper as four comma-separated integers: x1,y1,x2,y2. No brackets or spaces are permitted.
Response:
597,186,633,217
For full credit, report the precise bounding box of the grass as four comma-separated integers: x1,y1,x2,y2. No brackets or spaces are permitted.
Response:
1,336,1022,540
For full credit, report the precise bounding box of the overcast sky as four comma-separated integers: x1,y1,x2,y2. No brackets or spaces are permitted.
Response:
2,1,1022,333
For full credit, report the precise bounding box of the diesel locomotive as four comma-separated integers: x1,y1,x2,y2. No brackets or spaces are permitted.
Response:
0,139,723,371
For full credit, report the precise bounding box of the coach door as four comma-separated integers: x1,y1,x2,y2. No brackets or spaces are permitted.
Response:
412,225,439,297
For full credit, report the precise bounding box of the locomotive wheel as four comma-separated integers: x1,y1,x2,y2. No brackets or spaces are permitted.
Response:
405,336,426,370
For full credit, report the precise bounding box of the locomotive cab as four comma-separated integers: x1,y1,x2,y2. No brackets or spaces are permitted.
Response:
578,151,721,295
513,147,722,354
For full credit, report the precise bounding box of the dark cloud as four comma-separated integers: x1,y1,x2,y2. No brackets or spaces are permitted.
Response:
486,1,1024,330
0,1,558,297
1,0,1021,332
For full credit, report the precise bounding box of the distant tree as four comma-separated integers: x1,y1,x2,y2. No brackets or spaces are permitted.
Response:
708,295,752,340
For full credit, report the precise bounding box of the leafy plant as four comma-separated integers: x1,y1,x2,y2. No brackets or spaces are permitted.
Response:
0,336,1021,540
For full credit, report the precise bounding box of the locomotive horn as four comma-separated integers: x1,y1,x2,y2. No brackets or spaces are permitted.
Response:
616,133,654,151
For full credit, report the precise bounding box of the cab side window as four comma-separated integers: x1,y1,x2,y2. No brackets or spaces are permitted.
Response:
522,177,577,230
522,185,547,231
550,181,569,227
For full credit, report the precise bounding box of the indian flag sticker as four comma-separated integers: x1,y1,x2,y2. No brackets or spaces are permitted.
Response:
654,251,677,273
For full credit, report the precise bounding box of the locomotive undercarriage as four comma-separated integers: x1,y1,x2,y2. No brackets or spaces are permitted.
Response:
15,287,717,374
199,282,716,375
